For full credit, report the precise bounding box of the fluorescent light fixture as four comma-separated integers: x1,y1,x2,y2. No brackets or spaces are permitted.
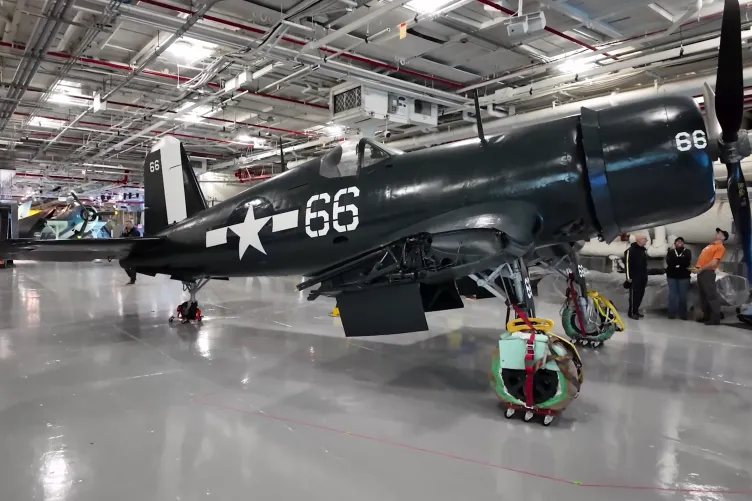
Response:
175,102,214,123
252,64,275,80
47,80,88,106
29,117,63,129
166,36,216,65
558,59,596,74
324,123,344,136
406,0,456,14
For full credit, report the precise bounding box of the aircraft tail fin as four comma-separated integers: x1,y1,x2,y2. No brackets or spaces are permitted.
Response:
143,136,207,236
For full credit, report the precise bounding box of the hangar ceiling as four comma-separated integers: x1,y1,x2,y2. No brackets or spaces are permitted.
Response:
0,0,749,200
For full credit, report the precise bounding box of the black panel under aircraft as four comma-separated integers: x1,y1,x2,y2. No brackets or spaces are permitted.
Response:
336,284,429,337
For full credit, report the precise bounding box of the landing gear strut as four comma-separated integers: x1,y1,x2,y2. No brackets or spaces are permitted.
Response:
469,258,583,426
169,278,210,324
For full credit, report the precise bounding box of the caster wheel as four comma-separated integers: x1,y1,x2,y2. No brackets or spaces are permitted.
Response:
504,408,515,419
169,316,174,323
592,341,602,348
524,411,534,422
543,415,554,426
582,340,590,346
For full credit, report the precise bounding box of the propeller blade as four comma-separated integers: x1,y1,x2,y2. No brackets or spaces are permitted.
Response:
69,191,98,238
715,0,743,140
716,0,752,286
702,82,722,160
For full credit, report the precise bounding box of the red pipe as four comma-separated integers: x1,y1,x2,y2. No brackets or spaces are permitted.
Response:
14,112,277,148
14,172,128,183
8,87,316,138
137,0,464,89
0,41,327,113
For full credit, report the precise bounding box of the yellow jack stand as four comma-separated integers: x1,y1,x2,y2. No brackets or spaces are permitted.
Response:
330,307,340,317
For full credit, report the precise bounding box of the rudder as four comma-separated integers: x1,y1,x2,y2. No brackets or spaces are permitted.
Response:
143,136,207,236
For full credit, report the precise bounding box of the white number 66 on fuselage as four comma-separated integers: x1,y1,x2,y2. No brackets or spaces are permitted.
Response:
305,187,360,238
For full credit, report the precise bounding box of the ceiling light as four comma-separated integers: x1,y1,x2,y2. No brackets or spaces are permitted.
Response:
236,133,252,142
175,102,214,123
166,37,216,65
558,59,596,74
324,123,344,136
405,0,456,14
29,117,63,129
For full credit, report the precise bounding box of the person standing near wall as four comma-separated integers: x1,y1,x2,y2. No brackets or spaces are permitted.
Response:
665,237,691,320
693,228,728,325
625,234,649,320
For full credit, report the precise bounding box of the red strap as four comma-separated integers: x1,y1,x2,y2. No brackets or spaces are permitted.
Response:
511,302,537,407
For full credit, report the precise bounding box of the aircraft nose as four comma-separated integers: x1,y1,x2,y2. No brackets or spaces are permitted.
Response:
582,95,715,238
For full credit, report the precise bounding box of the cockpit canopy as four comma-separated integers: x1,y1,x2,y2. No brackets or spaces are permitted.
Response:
319,137,402,178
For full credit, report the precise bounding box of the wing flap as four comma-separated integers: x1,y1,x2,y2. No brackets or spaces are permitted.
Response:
0,238,162,262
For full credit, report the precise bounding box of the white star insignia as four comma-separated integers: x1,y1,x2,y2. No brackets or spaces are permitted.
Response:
229,207,271,259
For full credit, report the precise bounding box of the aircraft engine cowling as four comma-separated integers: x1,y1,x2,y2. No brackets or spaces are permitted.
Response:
579,95,716,240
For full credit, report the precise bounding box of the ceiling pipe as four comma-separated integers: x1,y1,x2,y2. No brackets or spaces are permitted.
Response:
34,0,226,159
475,0,611,57
482,33,749,107
7,86,320,135
19,0,124,137
14,172,129,183
460,2,752,95
11,112,271,148
68,0,467,108
388,68,752,151
2,42,329,112
133,0,464,88
0,0,76,134
299,0,410,54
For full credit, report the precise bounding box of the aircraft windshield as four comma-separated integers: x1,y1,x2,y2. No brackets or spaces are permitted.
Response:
318,138,399,178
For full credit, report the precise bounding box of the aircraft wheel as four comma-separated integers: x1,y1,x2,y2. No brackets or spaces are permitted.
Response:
523,411,534,422
504,408,515,419
542,415,555,426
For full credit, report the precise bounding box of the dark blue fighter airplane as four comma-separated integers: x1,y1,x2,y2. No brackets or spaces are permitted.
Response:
1,0,750,337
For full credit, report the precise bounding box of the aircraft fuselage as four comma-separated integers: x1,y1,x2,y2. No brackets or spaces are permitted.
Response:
123,95,715,282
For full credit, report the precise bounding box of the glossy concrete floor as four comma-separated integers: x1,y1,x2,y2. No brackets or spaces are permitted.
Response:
1,263,752,501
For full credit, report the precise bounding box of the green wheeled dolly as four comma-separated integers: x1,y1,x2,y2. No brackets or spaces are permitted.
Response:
489,317,583,426
469,258,584,426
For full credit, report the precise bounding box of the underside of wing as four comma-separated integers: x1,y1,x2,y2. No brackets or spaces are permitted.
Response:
299,204,542,337
0,238,162,262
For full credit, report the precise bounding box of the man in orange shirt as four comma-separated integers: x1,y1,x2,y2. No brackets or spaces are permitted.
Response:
694,228,728,325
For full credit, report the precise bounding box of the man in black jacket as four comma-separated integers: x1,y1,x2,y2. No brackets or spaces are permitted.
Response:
665,237,692,320
121,220,140,285
625,234,648,320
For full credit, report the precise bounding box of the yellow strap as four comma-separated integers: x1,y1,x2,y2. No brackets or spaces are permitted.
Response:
586,290,625,331
506,317,554,332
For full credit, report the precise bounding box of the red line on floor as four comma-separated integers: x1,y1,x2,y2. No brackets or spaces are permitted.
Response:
195,395,752,496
